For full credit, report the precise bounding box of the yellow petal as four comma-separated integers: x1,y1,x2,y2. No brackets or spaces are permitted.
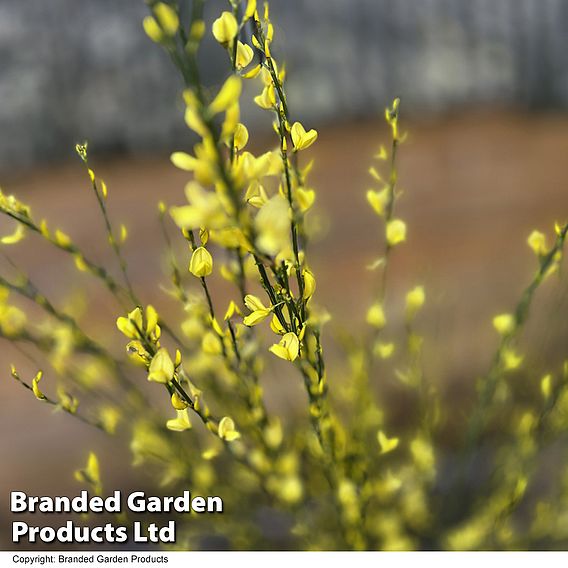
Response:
386,219,406,246
167,409,192,432
296,188,316,212
143,16,164,43
527,230,548,256
184,107,207,137
171,151,197,171
406,286,425,318
269,332,299,361
366,304,386,329
244,0,257,20
209,76,242,115
291,122,318,151
243,309,271,326
236,41,254,70
254,85,276,109
244,294,268,312
374,342,395,359
541,374,552,400
234,123,249,151
502,348,523,371
378,430,399,454
119,224,128,243
1,224,25,245
269,315,285,336
189,246,213,278
74,254,88,272
148,348,175,384
202,331,222,355
303,269,316,299
212,11,238,45
367,187,389,216
32,371,46,400
146,305,159,335
224,300,242,320
492,313,515,336
74,452,102,495
218,416,241,441
116,317,139,339
242,64,261,79
153,2,179,36
54,229,72,248
128,307,143,329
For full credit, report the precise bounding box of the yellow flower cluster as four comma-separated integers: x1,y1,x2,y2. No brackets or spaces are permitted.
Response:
0,0,567,553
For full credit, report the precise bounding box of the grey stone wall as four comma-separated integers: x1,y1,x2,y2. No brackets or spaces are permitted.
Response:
0,0,567,170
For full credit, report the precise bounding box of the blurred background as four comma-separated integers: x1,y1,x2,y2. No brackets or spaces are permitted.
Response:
1,0,568,550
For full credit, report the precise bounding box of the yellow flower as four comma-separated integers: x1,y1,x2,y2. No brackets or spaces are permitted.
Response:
244,0,257,20
541,374,552,400
242,64,261,79
116,307,143,339
245,181,268,208
236,150,281,182
202,331,222,355
189,20,206,43
377,430,399,454
148,348,175,384
224,300,242,321
254,85,276,109
367,187,389,217
303,269,316,299
234,123,249,151
296,187,316,212
406,286,425,319
1,224,25,245
270,313,286,335
32,371,46,400
493,313,515,336
255,195,292,257
236,41,254,70
0,304,26,336
502,348,523,371
145,305,159,336
153,3,179,36
243,294,272,326
189,247,213,278
386,219,406,246
143,16,164,43
54,229,72,248
410,436,435,474
209,76,242,115
212,11,238,46
527,230,548,256
166,409,192,432
291,122,318,151
269,332,300,362
170,152,197,171
74,452,102,495
171,392,188,410
374,341,395,359
58,388,79,414
184,107,207,137
218,416,241,442
170,182,228,230
99,407,120,435
366,303,386,329
220,101,240,142
385,97,401,141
